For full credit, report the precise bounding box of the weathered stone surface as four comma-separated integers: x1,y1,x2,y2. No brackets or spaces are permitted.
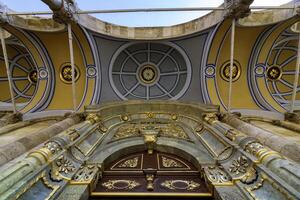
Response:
221,114,300,163
0,114,83,166
56,185,89,200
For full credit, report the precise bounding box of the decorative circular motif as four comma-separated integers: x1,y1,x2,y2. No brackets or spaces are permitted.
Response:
0,38,39,103
248,22,300,110
87,66,97,77
109,42,191,100
220,61,241,82
254,65,265,76
59,63,80,84
28,70,38,84
39,68,48,79
266,65,282,81
205,65,216,77
138,64,159,85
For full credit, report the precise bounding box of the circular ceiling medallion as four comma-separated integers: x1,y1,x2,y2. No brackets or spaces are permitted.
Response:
59,63,80,84
0,36,39,104
266,65,282,81
138,64,159,85
109,42,191,100
220,61,241,82
248,22,300,111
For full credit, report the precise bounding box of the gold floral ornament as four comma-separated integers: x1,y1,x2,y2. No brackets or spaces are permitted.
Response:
266,65,282,81
59,63,80,84
102,180,140,190
162,156,184,168
117,157,139,168
28,70,38,84
138,64,158,84
229,156,249,175
220,61,241,82
113,124,140,140
56,155,76,174
161,180,200,191
160,124,189,140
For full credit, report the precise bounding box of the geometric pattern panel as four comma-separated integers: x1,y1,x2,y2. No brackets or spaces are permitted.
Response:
109,42,192,100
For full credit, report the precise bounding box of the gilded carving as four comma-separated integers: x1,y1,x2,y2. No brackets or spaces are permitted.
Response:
229,156,249,175
204,166,232,185
161,180,200,191
171,114,178,120
99,123,108,133
44,141,62,155
86,113,101,124
162,156,184,168
159,124,189,140
244,141,264,156
117,157,139,168
59,63,80,84
72,164,101,183
51,155,76,181
120,115,129,121
67,129,80,141
203,113,219,124
266,65,282,81
102,180,140,190
146,174,155,191
240,167,258,184
244,141,281,163
194,123,204,133
71,164,101,192
224,129,240,141
146,112,155,118
220,61,241,82
56,155,76,174
113,124,141,140
114,122,189,141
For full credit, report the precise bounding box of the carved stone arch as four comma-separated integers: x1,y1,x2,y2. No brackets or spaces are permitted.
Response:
89,137,215,168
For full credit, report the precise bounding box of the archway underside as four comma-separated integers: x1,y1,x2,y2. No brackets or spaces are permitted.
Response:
0,101,298,200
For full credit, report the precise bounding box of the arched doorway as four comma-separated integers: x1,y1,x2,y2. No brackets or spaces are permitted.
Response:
90,151,213,199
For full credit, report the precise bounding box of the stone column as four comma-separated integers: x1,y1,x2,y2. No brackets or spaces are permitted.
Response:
0,113,101,200
220,113,300,163
0,113,84,166
203,113,300,194
0,147,52,199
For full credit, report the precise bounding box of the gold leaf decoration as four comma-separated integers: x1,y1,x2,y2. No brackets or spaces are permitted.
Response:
161,180,200,191
162,156,184,168
117,157,139,168
102,180,140,190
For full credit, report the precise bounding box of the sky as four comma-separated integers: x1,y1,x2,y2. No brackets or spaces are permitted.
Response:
0,0,293,27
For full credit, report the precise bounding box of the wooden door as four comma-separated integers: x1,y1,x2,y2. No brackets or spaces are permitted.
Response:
90,151,213,199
